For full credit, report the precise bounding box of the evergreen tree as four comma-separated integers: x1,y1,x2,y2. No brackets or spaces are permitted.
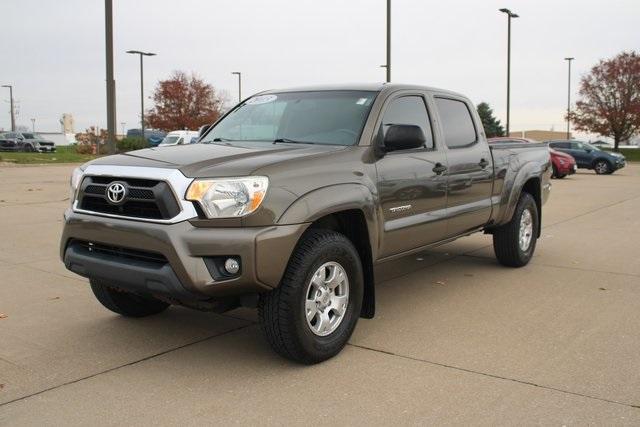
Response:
477,102,505,137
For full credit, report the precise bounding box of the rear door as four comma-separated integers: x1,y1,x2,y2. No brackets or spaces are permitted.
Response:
433,96,494,237
375,92,448,257
568,141,593,167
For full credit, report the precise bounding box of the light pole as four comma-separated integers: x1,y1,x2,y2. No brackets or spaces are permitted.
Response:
231,72,242,103
499,8,518,136
127,50,156,142
564,57,575,140
31,118,35,132
1,85,15,132
383,0,391,82
105,0,117,154
120,122,126,137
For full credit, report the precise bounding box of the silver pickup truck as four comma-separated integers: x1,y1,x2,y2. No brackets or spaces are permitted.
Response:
61,84,551,363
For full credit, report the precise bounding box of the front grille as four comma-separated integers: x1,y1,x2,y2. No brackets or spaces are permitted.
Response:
77,176,181,220
39,142,54,147
71,240,167,265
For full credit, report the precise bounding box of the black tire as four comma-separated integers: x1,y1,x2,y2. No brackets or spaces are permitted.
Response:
556,173,566,179
551,164,559,178
593,159,611,175
258,229,363,364
493,192,538,267
90,279,169,317
23,144,34,152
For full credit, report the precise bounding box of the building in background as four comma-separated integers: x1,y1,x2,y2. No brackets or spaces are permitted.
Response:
509,130,572,141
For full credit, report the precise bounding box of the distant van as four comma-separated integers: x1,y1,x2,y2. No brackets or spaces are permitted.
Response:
158,130,200,147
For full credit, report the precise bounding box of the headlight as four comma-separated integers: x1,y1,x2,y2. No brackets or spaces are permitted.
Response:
70,166,85,201
186,176,268,218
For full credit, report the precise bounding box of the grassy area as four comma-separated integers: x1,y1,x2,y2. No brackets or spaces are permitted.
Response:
603,147,640,162
0,145,99,165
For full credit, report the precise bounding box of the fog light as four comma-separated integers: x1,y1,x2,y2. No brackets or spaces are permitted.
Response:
224,258,240,275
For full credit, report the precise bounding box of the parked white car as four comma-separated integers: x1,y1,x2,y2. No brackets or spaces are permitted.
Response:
158,130,200,146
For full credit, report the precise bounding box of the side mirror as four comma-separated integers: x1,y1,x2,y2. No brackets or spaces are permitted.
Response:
198,124,212,138
383,124,426,152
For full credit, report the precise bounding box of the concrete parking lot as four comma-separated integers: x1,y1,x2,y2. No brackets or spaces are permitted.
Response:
1,162,639,425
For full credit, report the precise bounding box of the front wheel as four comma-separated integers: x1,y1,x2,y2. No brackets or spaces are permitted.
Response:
258,229,363,364
493,192,539,267
593,160,611,175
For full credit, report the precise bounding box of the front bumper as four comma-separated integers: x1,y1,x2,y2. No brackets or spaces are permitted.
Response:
60,210,308,302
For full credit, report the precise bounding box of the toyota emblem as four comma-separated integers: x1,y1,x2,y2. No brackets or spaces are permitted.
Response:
106,182,128,205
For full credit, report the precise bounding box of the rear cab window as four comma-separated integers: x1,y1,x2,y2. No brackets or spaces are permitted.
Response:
434,97,477,148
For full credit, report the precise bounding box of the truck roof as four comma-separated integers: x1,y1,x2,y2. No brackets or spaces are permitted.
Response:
260,83,465,98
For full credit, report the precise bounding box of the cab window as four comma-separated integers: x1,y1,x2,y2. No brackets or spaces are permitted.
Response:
434,97,477,148
381,96,433,149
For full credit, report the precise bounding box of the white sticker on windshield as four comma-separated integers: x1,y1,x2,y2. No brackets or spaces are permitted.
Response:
246,95,278,105
356,98,369,105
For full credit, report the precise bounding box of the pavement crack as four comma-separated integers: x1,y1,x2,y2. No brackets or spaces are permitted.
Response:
348,342,640,410
0,323,252,407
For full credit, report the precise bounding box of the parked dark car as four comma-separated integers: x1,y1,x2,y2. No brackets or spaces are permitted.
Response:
547,140,625,174
126,129,167,147
0,132,56,152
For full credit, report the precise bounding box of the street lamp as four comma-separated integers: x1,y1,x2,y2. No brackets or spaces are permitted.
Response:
105,0,116,154
231,72,242,103
382,0,391,82
120,122,126,136
499,8,519,136
564,57,575,140
1,84,15,132
31,118,35,132
126,50,156,142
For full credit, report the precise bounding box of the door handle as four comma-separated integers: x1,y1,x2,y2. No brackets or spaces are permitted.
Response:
479,158,489,169
432,163,447,175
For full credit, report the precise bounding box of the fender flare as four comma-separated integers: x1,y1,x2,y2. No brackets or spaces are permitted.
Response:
277,183,379,258
498,162,543,230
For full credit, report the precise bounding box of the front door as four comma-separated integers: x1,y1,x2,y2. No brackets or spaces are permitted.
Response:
376,93,448,258
433,96,494,237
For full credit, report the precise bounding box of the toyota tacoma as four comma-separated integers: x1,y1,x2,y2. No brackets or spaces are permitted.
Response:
61,84,551,364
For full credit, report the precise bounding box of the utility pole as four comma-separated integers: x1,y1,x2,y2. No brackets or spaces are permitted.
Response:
31,118,35,132
499,8,519,136
120,122,126,136
386,0,391,82
1,85,15,132
126,50,156,142
564,57,575,140
105,0,117,154
232,72,242,103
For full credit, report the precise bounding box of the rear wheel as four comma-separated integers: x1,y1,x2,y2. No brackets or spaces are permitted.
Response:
258,229,363,364
493,192,538,267
593,160,611,175
90,279,169,317
23,144,34,152
556,173,566,179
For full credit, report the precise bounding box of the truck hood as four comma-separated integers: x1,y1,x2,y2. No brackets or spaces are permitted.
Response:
89,141,348,177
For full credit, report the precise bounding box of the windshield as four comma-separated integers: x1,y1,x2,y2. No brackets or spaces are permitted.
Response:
21,133,37,139
159,136,180,146
201,91,377,146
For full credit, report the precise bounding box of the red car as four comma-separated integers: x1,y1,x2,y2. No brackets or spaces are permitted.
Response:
488,137,576,179
549,148,576,178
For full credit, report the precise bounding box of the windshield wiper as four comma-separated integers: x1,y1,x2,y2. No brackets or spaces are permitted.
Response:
273,138,315,145
212,137,233,142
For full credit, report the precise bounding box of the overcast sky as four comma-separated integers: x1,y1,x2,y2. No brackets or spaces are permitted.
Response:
1,0,638,138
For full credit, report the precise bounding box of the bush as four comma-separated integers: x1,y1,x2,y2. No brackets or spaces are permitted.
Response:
75,143,94,155
117,137,149,152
